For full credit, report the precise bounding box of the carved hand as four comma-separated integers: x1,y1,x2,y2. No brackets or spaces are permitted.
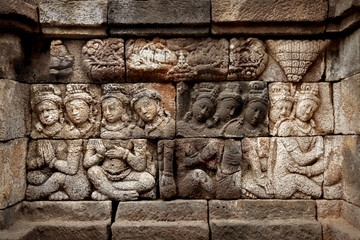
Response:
41,140,56,165
94,140,107,156
106,146,127,159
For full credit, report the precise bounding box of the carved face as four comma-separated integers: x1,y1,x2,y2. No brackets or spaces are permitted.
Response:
217,98,241,123
65,99,90,125
270,100,293,123
36,100,60,126
295,99,318,122
102,98,124,123
192,98,215,123
244,101,267,126
134,97,158,123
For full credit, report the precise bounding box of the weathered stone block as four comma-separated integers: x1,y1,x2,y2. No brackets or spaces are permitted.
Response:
112,200,209,240
177,81,268,138
266,40,330,82
84,139,157,201
108,0,210,36
39,0,107,37
171,139,242,199
0,138,28,209
329,0,360,18
126,38,228,82
270,82,333,136
324,136,360,206
0,33,23,80
26,140,91,201
211,0,328,35
0,80,30,141
334,74,360,134
326,28,360,81
100,83,175,139
30,84,101,139
210,200,322,240
0,203,22,230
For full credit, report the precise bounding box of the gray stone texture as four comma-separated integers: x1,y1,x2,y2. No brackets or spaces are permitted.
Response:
0,138,28,209
211,0,328,35
0,33,24,81
324,136,360,206
126,38,228,82
326,28,360,81
334,74,360,134
112,200,209,240
329,0,360,18
0,80,30,141
39,0,108,37
210,200,322,240
108,0,210,36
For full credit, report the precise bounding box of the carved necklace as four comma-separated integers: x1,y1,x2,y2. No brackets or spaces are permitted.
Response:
42,122,64,137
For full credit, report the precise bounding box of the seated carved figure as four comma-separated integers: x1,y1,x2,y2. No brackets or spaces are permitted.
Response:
224,81,268,137
177,83,219,136
63,84,99,138
26,140,90,200
272,137,324,199
269,83,294,135
84,139,155,201
101,84,143,138
277,83,320,136
131,87,175,138
31,85,67,138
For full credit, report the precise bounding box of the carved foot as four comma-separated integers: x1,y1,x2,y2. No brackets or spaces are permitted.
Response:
113,190,139,201
91,191,109,201
241,189,258,199
49,191,69,200
26,185,42,200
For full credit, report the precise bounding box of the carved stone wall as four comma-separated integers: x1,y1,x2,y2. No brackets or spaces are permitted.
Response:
0,0,359,239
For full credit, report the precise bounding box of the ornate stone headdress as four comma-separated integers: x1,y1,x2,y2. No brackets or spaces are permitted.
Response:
102,84,129,104
63,84,93,105
192,82,220,102
218,84,242,103
31,84,62,110
295,83,320,105
269,83,294,105
130,84,162,107
248,81,268,106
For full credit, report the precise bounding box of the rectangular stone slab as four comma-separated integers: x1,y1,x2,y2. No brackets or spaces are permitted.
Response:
108,0,210,36
112,200,209,240
39,0,107,37
0,80,30,141
0,138,28,209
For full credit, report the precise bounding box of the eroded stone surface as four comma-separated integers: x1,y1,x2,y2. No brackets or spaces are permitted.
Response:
324,136,360,206
210,200,321,240
108,0,210,36
101,83,175,139
266,40,330,82
334,74,360,134
30,84,101,139
177,81,268,138
84,139,157,201
0,80,30,141
112,200,209,240
39,0,107,37
82,39,125,82
228,38,268,81
326,28,360,81
49,40,74,77
26,140,91,201
0,139,28,209
159,139,242,199
126,38,228,82
0,33,23,80
271,82,333,136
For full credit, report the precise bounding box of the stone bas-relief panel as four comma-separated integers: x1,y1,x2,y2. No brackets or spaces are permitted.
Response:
269,82,334,136
82,38,125,82
101,83,175,139
266,39,330,82
159,139,242,199
126,38,229,82
159,137,339,200
177,81,268,138
30,84,101,139
84,139,157,201
26,139,157,201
